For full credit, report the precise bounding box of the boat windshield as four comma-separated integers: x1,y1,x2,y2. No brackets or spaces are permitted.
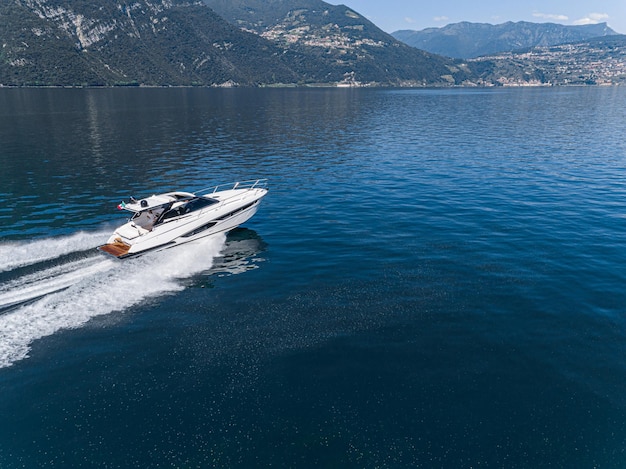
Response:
158,197,218,223
186,197,219,212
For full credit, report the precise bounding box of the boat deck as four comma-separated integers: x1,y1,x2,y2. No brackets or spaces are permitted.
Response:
98,240,131,258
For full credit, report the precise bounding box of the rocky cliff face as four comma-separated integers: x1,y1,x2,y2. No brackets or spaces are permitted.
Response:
1,0,301,86
2,0,471,86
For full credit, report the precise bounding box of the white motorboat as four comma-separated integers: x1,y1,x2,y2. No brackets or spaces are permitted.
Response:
98,179,268,258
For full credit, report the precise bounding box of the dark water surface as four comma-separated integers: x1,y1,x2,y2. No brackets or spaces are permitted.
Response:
1,87,626,467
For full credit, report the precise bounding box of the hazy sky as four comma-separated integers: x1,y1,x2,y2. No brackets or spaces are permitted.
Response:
327,0,626,34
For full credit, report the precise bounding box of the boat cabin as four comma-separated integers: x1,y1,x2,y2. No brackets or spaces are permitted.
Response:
123,192,219,232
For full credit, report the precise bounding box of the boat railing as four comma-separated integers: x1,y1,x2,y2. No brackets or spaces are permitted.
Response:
195,179,268,197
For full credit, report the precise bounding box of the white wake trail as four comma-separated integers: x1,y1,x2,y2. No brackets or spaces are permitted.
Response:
0,257,113,310
0,231,108,272
0,234,226,368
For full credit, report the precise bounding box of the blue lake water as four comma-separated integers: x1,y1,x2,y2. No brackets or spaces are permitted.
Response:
1,86,626,467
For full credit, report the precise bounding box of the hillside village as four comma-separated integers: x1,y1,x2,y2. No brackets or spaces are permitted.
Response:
471,37,626,86
261,24,386,50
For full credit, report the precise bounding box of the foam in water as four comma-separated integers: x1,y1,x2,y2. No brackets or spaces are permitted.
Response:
0,231,108,272
0,233,226,368
0,256,113,310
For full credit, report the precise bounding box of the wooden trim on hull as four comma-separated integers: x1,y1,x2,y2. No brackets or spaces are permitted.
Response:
98,240,131,258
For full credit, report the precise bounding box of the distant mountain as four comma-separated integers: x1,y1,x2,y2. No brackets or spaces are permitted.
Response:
204,0,472,86
392,21,619,59
470,35,626,86
0,0,304,86
2,1,623,88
